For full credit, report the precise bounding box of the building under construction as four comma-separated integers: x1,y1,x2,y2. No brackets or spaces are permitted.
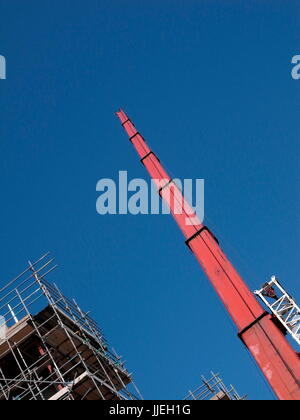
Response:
0,254,142,400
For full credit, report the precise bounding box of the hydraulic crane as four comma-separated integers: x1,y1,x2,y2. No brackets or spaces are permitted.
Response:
116,110,300,400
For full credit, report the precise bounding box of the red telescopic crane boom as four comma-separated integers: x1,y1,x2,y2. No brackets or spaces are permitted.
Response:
116,109,300,400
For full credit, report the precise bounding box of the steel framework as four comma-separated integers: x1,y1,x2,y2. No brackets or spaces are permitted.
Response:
184,372,246,401
255,277,300,347
0,253,142,400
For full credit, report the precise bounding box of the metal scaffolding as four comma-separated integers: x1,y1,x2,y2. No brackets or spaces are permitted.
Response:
184,372,246,401
0,253,142,400
255,276,300,346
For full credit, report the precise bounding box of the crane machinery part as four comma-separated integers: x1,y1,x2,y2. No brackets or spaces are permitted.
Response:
116,109,300,401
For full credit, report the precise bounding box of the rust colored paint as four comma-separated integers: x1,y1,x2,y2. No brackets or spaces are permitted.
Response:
116,109,300,400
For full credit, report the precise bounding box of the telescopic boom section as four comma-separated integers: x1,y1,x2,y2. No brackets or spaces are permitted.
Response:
116,110,300,400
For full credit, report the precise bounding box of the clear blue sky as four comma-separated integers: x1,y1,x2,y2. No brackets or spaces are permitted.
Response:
0,0,299,400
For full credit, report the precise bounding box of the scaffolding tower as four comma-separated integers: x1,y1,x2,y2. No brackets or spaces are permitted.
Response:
184,372,246,401
0,254,142,400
